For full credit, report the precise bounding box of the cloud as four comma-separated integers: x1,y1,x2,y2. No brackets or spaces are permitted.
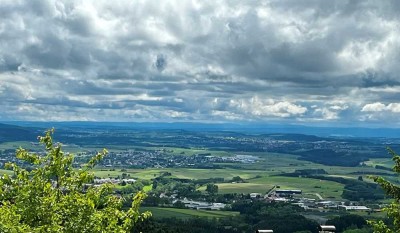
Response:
154,54,167,72
0,0,400,125
362,102,400,113
229,97,307,118
361,103,388,112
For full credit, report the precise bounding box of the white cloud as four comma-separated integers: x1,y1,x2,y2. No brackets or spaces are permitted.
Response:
387,103,400,113
0,0,400,124
330,105,348,111
361,102,400,113
314,108,339,120
229,97,307,118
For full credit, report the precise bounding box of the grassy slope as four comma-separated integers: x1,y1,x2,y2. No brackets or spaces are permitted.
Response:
141,207,239,219
93,168,266,180
365,158,394,169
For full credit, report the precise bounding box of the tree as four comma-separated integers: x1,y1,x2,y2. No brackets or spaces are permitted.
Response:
172,200,186,209
326,214,367,232
343,228,372,233
369,148,400,233
0,129,150,232
231,176,244,183
206,183,218,195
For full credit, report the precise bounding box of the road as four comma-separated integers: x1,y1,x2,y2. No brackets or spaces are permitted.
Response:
314,193,324,200
305,193,324,200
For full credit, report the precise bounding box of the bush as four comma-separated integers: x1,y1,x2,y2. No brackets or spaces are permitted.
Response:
0,129,150,232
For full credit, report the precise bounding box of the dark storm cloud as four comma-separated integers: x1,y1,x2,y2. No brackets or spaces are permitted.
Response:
1,0,400,124
155,54,167,72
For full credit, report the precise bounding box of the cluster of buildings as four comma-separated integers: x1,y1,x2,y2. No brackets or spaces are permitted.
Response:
219,154,259,163
292,199,372,212
249,189,373,213
74,150,259,169
93,178,136,185
173,198,227,210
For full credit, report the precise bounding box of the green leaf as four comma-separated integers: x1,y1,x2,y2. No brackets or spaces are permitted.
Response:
0,129,149,232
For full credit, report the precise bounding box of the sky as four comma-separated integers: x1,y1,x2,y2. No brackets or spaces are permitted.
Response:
1,0,400,126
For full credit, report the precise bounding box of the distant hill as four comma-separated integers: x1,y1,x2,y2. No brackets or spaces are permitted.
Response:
0,123,40,142
4,121,400,138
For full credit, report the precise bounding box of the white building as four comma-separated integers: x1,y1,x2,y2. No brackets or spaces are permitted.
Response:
338,205,370,211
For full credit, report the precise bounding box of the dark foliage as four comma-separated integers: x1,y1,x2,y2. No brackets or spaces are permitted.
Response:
326,214,367,232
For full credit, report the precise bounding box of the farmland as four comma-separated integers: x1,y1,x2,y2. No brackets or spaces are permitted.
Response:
140,207,239,219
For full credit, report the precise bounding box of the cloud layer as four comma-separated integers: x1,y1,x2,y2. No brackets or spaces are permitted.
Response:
1,0,400,125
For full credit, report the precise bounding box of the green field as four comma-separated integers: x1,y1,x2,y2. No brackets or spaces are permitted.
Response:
252,176,344,199
93,168,266,180
0,141,38,150
0,141,87,152
141,207,239,219
197,175,344,199
199,182,270,194
365,158,394,169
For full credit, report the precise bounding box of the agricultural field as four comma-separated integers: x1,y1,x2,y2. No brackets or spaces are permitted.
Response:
251,176,344,199
198,182,271,194
140,207,239,219
93,167,267,180
0,141,87,154
197,175,344,199
364,158,394,169
0,141,39,150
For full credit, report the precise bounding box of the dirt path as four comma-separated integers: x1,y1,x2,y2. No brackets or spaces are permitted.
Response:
314,193,324,200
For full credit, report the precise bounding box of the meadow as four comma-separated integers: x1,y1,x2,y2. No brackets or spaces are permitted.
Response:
195,175,344,199
93,167,267,180
140,207,239,219
364,158,394,169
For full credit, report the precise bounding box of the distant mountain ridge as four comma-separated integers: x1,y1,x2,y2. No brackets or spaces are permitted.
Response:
0,123,40,142
2,121,400,138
